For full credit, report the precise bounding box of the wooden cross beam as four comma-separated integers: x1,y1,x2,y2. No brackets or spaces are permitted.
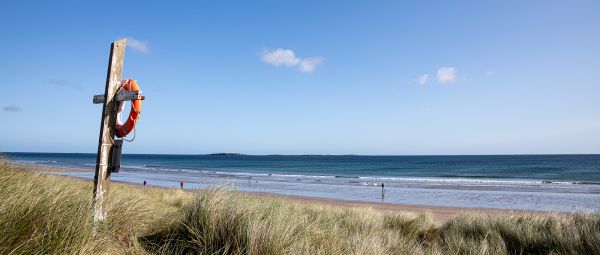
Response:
92,39,126,222
93,90,144,104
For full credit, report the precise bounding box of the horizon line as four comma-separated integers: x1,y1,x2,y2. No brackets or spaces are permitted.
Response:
3,151,600,157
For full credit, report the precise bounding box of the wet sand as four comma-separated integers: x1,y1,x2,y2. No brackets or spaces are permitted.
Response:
10,162,562,223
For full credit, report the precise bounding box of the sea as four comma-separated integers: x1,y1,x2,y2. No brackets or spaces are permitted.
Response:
4,152,600,213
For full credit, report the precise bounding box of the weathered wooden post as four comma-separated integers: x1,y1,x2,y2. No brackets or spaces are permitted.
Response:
92,39,145,222
92,39,126,222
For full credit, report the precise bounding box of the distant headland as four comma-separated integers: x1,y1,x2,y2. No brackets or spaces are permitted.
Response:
207,153,246,156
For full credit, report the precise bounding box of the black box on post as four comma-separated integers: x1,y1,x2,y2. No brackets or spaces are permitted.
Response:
111,139,123,173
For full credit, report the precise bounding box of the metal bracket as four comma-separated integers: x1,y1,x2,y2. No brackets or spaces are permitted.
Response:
93,90,145,104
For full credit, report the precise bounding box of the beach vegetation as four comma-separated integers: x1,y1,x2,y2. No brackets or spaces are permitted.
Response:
0,158,598,254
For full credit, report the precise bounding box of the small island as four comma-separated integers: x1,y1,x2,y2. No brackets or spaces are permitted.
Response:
207,153,246,156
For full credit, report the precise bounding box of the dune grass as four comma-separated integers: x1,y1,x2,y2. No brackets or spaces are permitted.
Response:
0,156,186,254
0,157,599,254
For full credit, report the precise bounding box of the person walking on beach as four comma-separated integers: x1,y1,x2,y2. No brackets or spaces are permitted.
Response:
180,180,184,189
381,183,385,200
143,180,147,188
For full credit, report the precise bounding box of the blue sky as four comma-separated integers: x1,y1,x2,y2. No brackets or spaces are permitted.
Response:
1,1,599,155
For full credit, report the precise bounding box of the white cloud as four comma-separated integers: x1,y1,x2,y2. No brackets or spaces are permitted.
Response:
2,105,22,112
261,48,300,67
127,37,150,53
298,57,323,73
261,48,323,73
485,71,495,76
436,67,456,83
417,74,429,85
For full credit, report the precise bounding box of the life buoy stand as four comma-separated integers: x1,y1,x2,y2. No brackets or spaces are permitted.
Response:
116,79,142,138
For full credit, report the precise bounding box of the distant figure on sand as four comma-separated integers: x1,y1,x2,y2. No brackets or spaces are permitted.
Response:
180,180,184,189
143,180,147,187
381,183,385,200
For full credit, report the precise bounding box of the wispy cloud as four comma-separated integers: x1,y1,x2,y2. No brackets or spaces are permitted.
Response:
485,71,495,76
416,67,461,85
127,37,150,53
48,79,83,90
2,105,22,112
436,67,456,83
417,74,429,85
261,48,323,73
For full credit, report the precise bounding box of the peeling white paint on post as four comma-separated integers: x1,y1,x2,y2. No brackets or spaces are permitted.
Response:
93,39,126,222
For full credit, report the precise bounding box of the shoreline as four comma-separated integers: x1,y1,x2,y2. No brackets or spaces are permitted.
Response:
9,162,568,223
245,192,567,223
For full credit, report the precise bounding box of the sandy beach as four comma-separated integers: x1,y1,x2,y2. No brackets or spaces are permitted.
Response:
249,192,561,223
10,162,561,223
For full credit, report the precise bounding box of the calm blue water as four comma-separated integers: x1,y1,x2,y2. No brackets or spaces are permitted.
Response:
4,152,600,212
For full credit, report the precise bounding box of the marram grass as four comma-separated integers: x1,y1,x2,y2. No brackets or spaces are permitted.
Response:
0,157,598,254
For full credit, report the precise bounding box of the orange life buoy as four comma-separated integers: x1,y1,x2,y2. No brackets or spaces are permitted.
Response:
116,79,142,138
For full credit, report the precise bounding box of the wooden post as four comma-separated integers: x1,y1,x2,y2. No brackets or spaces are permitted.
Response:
93,39,126,222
